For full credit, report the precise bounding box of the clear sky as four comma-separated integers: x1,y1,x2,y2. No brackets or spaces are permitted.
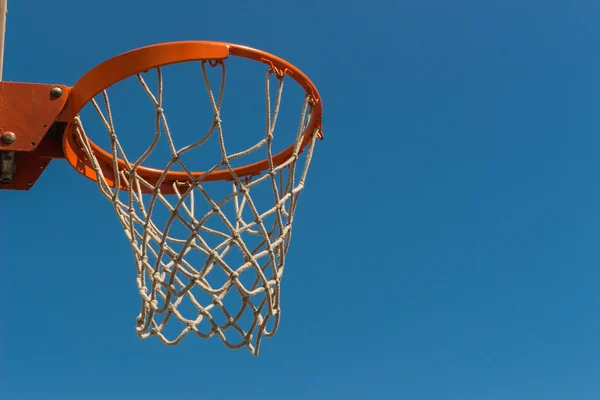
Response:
2,1,600,399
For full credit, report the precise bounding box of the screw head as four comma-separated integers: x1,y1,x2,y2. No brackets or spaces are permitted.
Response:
0,131,16,145
50,86,63,99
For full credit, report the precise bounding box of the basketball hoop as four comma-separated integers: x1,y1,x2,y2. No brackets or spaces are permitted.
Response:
0,41,323,356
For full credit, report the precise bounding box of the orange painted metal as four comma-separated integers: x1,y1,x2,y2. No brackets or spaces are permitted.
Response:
59,42,229,120
0,82,69,151
0,83,70,190
0,151,52,190
0,123,67,190
60,41,323,194
1,41,323,193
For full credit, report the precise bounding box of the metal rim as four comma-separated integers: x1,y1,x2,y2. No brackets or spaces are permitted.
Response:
60,41,323,192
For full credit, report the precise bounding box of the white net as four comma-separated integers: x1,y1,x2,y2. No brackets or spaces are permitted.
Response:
71,60,320,356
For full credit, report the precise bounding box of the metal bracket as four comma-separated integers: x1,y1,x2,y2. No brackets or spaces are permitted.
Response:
0,82,70,190
0,150,15,183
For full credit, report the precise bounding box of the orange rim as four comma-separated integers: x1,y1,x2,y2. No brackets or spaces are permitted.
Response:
60,41,323,193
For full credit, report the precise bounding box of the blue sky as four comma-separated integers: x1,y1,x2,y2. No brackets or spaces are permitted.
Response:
2,0,600,399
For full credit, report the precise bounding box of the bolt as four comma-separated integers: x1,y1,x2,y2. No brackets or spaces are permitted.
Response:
0,131,16,145
50,86,63,99
0,173,12,183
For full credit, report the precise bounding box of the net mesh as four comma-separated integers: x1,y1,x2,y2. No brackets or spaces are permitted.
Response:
71,60,320,356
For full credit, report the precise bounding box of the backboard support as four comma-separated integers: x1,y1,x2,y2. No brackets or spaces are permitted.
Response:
0,0,7,80
0,82,69,189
